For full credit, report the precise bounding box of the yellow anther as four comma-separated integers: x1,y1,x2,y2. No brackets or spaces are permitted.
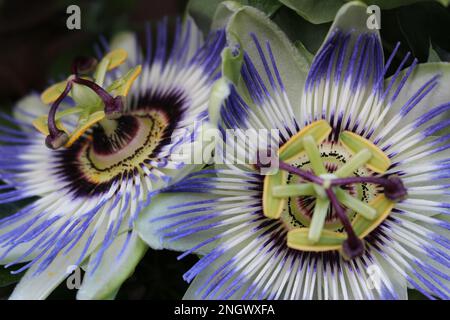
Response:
279,120,332,162
32,116,68,136
339,131,391,174
104,48,128,70
40,80,68,104
352,195,395,238
32,107,83,136
111,65,142,97
65,111,105,147
263,170,287,219
287,228,344,252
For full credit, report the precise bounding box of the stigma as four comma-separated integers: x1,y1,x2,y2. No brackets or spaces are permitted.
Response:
260,120,407,260
34,49,142,149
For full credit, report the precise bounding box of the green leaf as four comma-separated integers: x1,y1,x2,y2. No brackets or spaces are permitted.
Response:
224,4,311,118
246,0,282,16
211,1,245,32
279,0,345,24
294,40,314,64
187,0,282,34
77,231,147,300
395,5,430,61
272,6,330,54
186,0,225,33
434,45,450,62
428,44,441,62
368,0,449,9
277,0,446,25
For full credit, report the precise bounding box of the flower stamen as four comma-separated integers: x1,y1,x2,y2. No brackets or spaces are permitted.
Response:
34,49,142,150
71,77,124,119
263,120,407,260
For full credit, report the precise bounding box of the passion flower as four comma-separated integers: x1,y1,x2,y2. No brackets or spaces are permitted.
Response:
0,18,224,299
142,3,449,300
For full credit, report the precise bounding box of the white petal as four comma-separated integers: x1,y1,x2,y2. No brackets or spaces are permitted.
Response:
383,62,450,127
110,32,140,67
136,192,218,254
76,230,147,300
9,227,103,300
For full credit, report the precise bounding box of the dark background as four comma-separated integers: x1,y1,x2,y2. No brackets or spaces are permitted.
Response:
0,0,448,299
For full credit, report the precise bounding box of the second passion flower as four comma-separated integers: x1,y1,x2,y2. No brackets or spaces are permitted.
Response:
141,3,450,300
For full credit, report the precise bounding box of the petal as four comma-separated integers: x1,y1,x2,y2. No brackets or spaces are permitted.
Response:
9,226,105,300
226,5,310,110
163,121,215,185
368,217,449,299
13,94,49,127
12,93,77,134
76,230,147,300
210,1,244,31
110,32,140,68
371,249,408,300
210,4,312,142
301,1,384,131
383,62,450,127
136,192,219,254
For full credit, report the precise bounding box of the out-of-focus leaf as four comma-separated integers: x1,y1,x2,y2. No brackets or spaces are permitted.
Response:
226,5,311,110
395,5,429,61
246,0,282,16
367,0,437,10
186,0,225,33
428,44,441,62
277,0,445,24
434,44,450,61
187,0,282,33
393,2,450,62
279,0,345,24
272,6,330,54
211,1,245,30
294,40,314,64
